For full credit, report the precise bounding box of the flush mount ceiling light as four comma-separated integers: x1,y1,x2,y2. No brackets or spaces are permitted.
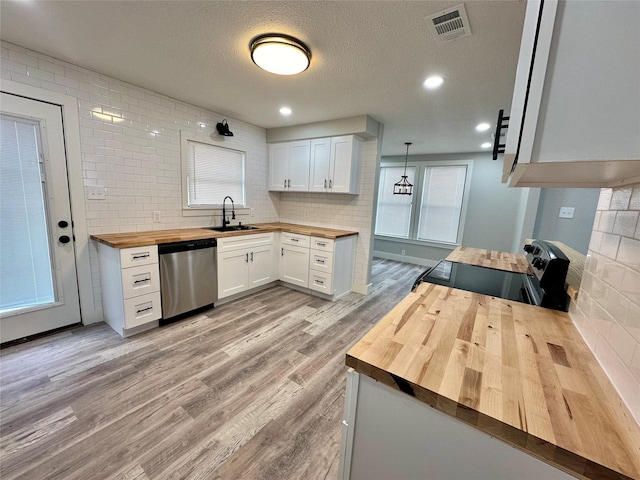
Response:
481,142,492,149
423,75,444,89
476,122,491,132
250,34,311,75
216,119,234,136
393,142,414,195
279,106,292,116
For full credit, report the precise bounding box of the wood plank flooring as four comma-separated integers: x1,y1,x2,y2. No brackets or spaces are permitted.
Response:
0,259,425,480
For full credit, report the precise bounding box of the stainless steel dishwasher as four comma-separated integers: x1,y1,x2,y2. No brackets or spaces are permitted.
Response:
158,238,217,320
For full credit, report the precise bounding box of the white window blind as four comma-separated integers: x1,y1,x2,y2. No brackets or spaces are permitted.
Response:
374,166,415,238
417,165,467,243
186,140,245,207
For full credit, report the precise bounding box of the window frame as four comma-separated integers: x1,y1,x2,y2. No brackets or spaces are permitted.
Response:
180,130,248,216
374,159,473,248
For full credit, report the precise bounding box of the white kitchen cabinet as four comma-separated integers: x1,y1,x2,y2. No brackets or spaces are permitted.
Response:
279,232,310,288
502,0,640,188
217,233,275,299
268,140,311,191
339,372,575,480
309,135,362,194
308,235,356,299
97,243,161,337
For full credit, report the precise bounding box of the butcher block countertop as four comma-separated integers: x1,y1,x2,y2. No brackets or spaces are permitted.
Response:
90,222,357,248
346,282,640,479
446,246,531,273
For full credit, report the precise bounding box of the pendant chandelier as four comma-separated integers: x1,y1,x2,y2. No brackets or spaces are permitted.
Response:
393,142,413,195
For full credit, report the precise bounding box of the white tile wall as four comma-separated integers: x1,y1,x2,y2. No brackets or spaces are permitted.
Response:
278,139,379,289
1,41,280,315
570,184,640,422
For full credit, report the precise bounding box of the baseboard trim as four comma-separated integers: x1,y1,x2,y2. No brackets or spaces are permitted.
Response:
373,252,438,268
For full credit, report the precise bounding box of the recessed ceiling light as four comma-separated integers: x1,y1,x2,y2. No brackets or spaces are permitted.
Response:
423,75,444,89
476,123,491,132
279,107,292,116
250,34,311,75
481,142,492,149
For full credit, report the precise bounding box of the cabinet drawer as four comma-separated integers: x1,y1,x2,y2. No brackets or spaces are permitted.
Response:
120,245,158,268
310,236,334,252
281,232,310,248
310,250,334,274
217,233,274,253
309,271,333,295
124,291,161,329
121,263,160,300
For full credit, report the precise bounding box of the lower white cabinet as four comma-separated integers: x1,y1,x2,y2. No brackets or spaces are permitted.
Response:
280,244,310,288
217,233,275,299
308,235,356,299
97,243,161,336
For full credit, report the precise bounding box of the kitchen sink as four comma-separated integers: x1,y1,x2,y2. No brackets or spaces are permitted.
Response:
205,225,259,232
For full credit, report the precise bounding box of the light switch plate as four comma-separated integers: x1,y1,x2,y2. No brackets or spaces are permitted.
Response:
87,186,106,200
559,207,575,219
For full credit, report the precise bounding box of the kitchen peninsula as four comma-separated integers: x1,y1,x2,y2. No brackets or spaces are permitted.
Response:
340,248,640,479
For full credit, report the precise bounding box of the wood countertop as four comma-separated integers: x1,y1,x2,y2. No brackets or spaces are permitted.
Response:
90,222,358,248
446,246,531,273
346,283,640,479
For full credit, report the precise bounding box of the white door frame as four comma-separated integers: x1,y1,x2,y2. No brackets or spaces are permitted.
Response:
0,78,100,325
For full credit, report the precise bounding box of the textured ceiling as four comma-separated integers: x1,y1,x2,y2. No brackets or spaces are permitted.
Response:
0,0,526,156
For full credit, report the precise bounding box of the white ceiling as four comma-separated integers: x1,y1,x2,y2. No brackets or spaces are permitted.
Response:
0,0,526,157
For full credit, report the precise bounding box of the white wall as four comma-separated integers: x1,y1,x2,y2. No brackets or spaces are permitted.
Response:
373,152,526,265
569,184,640,422
533,188,599,254
1,41,280,319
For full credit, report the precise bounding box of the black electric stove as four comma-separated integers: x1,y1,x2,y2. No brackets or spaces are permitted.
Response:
411,240,570,311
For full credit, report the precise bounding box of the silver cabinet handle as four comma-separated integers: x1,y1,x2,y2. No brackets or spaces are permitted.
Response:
316,279,324,285
250,251,254,262
317,259,325,264
291,238,299,242
329,179,333,188
245,253,249,263
136,306,152,314
284,179,287,188
133,278,151,284
288,179,291,188
281,247,284,256
324,179,327,188
132,253,150,259
316,242,326,247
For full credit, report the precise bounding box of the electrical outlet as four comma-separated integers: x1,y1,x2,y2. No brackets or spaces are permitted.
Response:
402,249,406,256
153,211,161,223
559,207,575,219
250,208,255,217
87,186,106,200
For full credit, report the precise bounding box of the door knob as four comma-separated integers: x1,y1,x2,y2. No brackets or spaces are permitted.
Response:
59,235,71,244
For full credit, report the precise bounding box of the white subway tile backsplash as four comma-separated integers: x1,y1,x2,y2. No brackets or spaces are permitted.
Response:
571,183,640,423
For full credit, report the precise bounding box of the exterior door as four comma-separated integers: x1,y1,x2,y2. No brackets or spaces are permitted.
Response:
0,92,81,343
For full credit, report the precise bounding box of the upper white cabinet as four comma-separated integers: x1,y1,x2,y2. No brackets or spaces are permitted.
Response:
503,0,640,188
270,135,362,193
269,140,311,191
309,136,362,194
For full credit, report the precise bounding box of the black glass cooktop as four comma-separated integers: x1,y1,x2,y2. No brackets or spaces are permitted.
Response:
412,260,538,305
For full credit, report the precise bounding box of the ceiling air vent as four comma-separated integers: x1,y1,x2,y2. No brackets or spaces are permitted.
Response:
425,4,471,43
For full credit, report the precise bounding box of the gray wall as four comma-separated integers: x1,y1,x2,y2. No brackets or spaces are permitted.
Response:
532,188,599,254
373,152,525,265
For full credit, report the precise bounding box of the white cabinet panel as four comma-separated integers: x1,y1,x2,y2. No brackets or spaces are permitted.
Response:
268,140,310,191
121,263,160,300
311,236,334,252
124,292,162,329
217,233,276,299
309,270,333,295
120,245,158,268
280,244,310,288
330,135,361,194
281,232,310,248
309,138,332,192
218,249,250,299
310,250,334,274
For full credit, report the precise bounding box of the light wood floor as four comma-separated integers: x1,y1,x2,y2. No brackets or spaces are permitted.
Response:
0,259,425,480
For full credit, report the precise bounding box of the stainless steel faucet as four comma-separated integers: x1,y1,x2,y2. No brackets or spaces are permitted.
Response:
222,196,235,228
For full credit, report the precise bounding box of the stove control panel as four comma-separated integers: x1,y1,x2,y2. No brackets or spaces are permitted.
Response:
524,240,569,292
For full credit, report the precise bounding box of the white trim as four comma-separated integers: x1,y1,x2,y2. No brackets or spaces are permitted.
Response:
351,282,372,295
373,252,438,268
0,78,101,324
